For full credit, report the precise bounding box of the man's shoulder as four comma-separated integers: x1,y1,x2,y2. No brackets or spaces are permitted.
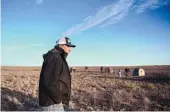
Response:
49,49,62,58
50,48,61,53
44,49,61,59
47,48,62,56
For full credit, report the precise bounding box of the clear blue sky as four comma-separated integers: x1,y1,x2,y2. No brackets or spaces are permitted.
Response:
1,0,170,66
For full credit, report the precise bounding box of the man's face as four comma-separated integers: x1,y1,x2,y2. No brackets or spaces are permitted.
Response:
63,45,72,54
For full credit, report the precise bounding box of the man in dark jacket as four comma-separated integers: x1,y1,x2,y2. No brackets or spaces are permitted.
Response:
39,37,76,111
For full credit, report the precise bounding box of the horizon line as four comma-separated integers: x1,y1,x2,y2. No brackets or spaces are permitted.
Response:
1,64,170,67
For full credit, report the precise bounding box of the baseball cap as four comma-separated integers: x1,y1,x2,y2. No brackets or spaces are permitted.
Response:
56,37,76,47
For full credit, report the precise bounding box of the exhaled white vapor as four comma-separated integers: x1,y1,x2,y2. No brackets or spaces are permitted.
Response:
62,0,169,37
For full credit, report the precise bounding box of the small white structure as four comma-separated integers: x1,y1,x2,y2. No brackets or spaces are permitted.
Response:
133,68,145,76
110,68,114,73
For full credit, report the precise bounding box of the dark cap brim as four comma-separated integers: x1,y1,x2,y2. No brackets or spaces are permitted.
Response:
66,44,76,48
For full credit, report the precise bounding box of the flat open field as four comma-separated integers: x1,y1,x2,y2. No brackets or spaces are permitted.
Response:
1,65,170,111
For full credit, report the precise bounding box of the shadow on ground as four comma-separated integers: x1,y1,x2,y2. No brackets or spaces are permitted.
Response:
1,87,41,111
1,87,81,111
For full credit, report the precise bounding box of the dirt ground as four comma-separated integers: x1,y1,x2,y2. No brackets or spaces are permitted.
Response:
1,65,170,111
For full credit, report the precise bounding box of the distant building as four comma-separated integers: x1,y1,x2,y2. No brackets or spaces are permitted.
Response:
110,68,114,73
133,68,145,76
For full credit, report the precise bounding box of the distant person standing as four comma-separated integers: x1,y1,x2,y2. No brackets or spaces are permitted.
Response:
100,66,104,73
39,37,76,111
125,68,130,77
118,69,122,78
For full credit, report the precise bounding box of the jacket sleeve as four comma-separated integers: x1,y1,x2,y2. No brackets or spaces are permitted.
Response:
41,54,63,103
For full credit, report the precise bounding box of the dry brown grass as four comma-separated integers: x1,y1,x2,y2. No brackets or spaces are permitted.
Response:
71,72,170,111
1,70,40,111
1,66,170,111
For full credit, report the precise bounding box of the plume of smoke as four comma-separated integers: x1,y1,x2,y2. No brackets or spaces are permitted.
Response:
62,0,169,37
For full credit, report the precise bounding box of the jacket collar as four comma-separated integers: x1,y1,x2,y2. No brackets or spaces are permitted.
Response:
54,45,68,59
